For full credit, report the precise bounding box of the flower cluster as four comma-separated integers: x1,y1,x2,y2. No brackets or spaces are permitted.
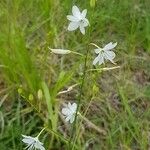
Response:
50,5,117,66
60,6,117,124
22,4,118,150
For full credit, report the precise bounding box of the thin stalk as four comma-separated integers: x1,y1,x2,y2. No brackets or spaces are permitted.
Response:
90,43,101,49
70,44,89,149
78,113,106,135
87,66,121,72
71,51,84,57
37,127,46,138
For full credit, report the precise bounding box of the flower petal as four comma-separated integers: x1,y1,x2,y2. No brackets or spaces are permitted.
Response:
98,54,104,65
27,144,34,150
79,25,85,34
103,42,117,51
68,102,72,108
93,55,99,65
81,9,87,18
67,15,79,22
65,115,72,122
22,135,45,150
71,103,77,112
34,142,45,150
62,102,78,123
22,135,35,144
22,138,33,145
68,22,79,31
22,135,31,139
62,108,70,115
104,51,116,61
83,18,89,27
72,5,81,18
70,115,75,123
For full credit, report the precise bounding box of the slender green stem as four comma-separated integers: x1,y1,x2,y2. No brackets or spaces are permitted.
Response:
71,51,84,57
37,127,46,138
70,44,89,149
90,43,101,49
78,113,106,135
87,66,121,72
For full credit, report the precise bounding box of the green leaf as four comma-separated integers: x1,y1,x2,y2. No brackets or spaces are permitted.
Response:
51,71,73,98
41,82,53,124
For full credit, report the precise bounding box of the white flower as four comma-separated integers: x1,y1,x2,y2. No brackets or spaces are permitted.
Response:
67,5,89,34
92,42,117,65
22,135,45,150
61,102,77,123
49,48,71,54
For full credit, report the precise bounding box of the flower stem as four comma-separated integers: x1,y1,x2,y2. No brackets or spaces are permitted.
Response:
78,113,106,135
71,51,84,57
37,127,46,138
87,66,121,72
70,44,89,149
90,43,101,49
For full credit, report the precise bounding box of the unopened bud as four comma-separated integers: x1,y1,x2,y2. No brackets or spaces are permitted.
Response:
18,88,23,94
29,94,34,101
37,89,43,100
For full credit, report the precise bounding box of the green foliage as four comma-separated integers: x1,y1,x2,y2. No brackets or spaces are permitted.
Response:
0,0,150,149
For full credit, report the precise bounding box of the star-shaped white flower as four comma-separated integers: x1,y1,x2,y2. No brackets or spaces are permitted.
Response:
61,102,77,123
67,5,89,34
22,135,45,150
92,42,117,65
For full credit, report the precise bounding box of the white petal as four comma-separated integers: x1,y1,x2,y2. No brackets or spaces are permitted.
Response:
103,42,112,50
103,42,117,51
79,25,85,34
22,138,33,144
98,54,105,65
62,108,70,115
93,54,104,65
104,51,116,62
93,56,99,65
68,102,72,108
22,135,35,144
94,48,100,54
68,22,79,31
72,5,81,18
70,115,75,123
81,9,87,18
34,142,45,150
22,135,31,139
28,144,34,150
67,15,79,22
71,103,77,112
65,115,72,122
82,19,89,27
49,48,71,55
62,102,78,123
